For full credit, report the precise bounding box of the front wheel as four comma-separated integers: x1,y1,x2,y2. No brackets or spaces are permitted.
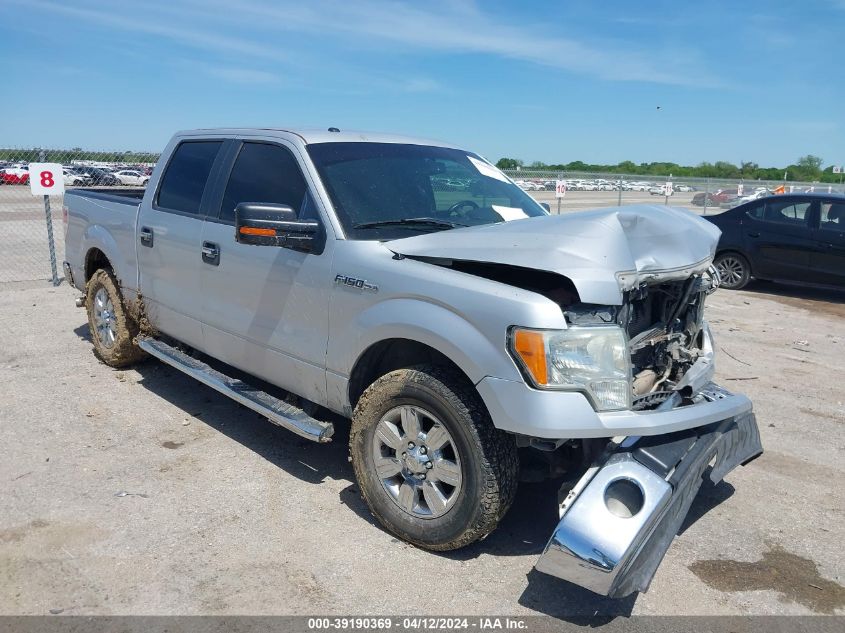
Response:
714,252,751,290
350,365,518,551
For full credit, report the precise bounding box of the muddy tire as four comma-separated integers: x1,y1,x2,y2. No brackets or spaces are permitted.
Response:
85,268,145,367
714,252,751,290
350,365,519,551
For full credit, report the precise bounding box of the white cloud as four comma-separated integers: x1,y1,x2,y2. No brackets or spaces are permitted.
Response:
176,60,280,85
402,78,441,93
207,0,713,86
26,0,289,62
25,0,721,87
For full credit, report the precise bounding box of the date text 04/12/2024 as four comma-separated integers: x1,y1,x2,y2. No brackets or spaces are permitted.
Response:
307,617,529,630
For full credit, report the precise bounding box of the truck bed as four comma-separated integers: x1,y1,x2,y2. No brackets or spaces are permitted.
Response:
63,188,145,294
69,188,147,205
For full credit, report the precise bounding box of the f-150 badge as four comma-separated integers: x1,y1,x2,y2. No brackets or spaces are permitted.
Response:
334,274,378,292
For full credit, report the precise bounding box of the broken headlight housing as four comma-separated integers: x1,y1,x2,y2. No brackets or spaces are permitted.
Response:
509,326,631,411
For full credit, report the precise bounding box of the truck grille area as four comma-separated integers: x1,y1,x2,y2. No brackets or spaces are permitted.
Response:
564,269,719,410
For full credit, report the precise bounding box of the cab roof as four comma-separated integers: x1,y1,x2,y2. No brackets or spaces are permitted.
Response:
175,127,458,148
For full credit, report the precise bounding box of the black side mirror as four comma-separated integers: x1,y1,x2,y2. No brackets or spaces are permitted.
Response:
540,202,551,212
235,202,321,253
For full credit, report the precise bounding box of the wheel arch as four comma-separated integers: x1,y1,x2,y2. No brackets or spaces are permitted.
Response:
84,246,113,282
80,223,134,291
348,338,474,410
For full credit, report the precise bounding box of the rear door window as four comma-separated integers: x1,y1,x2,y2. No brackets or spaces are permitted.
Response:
745,201,765,220
219,142,308,223
156,141,223,215
761,199,811,226
820,201,845,232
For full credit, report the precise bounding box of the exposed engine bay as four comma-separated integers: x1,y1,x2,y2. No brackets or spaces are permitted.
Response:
406,257,720,412
563,268,720,410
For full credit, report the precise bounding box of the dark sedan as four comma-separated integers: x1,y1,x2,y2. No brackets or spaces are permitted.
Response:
72,167,121,186
704,193,845,289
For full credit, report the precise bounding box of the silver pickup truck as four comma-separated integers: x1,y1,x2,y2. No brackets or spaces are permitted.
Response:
63,128,762,598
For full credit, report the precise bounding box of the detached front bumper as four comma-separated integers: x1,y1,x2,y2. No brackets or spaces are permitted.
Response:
535,406,762,598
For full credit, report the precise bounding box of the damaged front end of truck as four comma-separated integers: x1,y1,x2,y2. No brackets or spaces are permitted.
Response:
389,205,763,597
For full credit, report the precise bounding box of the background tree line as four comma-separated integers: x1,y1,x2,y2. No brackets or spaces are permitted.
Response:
495,154,840,183
1,147,839,183
0,148,159,164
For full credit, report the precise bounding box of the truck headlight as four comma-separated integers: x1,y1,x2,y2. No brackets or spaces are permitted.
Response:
509,326,631,411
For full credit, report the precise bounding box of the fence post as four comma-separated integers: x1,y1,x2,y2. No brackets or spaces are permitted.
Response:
38,149,59,286
617,176,623,206
703,177,710,215
556,171,562,215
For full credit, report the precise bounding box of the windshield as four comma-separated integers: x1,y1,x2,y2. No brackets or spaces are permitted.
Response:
307,142,548,240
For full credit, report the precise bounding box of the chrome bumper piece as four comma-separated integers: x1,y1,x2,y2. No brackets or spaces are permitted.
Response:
535,404,762,598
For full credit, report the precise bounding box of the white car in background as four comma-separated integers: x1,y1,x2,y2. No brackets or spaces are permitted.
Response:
62,167,92,186
726,188,772,208
112,170,150,186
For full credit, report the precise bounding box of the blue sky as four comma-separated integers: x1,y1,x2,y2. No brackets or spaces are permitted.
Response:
1,0,842,166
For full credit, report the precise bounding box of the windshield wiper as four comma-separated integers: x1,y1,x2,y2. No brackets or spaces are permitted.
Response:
353,217,467,230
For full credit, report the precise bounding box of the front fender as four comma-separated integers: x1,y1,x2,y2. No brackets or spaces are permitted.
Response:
329,297,523,407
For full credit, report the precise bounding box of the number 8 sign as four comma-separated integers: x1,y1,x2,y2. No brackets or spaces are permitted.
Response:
28,163,65,196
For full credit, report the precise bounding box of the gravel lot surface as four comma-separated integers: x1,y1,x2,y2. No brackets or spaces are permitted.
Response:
1,278,843,618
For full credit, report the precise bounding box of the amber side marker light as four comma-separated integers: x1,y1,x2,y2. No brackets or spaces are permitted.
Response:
512,329,548,386
239,226,276,237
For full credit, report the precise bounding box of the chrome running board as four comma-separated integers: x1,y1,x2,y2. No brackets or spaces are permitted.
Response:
137,337,334,443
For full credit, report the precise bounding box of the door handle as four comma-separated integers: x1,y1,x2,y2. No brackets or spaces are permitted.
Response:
746,231,760,238
140,227,154,247
201,241,220,266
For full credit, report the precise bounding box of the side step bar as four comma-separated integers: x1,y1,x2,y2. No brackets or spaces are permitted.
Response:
137,337,334,443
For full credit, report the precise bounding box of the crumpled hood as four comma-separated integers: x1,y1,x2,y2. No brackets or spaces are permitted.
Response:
387,205,721,305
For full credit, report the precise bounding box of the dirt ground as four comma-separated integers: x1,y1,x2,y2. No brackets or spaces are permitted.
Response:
0,279,843,618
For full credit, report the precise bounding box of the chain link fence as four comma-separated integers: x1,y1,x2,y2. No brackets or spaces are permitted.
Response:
0,148,158,284
2,148,842,284
502,168,844,216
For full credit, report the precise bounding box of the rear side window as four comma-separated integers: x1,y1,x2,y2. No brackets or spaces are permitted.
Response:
820,201,845,231
157,141,222,214
219,142,308,223
761,199,811,226
745,202,765,220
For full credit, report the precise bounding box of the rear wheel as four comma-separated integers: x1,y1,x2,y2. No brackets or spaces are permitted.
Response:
350,365,518,551
85,268,146,367
714,252,751,290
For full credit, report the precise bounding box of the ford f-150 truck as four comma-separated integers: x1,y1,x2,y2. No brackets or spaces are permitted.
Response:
63,128,762,599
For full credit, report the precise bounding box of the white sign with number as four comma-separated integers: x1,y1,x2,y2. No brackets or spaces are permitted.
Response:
555,180,567,198
834,165,842,174
28,163,65,196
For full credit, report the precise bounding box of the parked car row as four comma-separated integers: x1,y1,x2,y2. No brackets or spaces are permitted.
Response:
0,161,154,186
0,164,30,185
511,177,699,193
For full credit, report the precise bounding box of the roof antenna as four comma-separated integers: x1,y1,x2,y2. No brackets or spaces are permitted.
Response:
328,127,340,132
